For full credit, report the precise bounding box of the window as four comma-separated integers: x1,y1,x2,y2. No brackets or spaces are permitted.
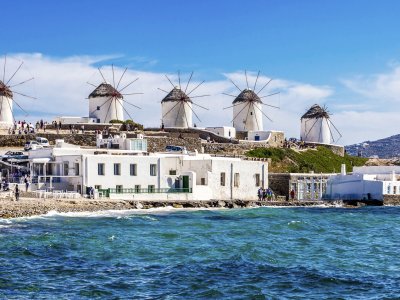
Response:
130,164,137,176
234,173,240,187
63,162,69,176
98,163,105,175
220,172,226,186
150,164,157,176
116,185,123,193
134,185,141,193
114,163,121,175
97,106,100,110
200,178,206,185
75,163,80,176
169,170,177,175
394,186,397,195
148,185,155,193
255,174,260,187
94,185,101,190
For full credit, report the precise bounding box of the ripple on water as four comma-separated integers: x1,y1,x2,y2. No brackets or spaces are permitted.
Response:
0,206,399,298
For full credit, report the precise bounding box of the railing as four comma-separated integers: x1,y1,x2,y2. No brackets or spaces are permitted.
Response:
99,188,192,196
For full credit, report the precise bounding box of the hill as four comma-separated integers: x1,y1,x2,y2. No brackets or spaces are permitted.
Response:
246,147,368,173
345,134,400,159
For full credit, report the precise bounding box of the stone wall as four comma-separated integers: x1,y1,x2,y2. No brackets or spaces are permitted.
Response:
0,133,97,147
383,194,400,205
268,174,290,199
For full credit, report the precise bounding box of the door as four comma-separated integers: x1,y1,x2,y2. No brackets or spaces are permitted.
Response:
182,176,190,192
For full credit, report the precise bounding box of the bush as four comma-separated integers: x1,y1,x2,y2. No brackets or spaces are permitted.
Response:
246,146,368,173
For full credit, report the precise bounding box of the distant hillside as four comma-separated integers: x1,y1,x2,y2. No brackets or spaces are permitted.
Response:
345,134,400,159
246,147,367,173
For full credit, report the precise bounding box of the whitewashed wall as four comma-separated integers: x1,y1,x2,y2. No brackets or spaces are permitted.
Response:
232,102,263,132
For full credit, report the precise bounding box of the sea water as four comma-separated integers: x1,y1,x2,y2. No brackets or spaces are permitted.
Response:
0,207,399,299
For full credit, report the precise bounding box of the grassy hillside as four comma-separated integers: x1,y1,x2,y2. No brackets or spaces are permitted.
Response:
246,147,368,173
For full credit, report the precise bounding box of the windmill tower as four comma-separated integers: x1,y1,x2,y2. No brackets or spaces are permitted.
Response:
223,71,279,132
300,104,342,144
88,66,142,123
89,83,124,123
0,55,35,129
159,72,209,128
0,81,13,129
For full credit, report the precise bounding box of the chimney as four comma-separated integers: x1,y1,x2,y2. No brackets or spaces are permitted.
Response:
341,164,346,175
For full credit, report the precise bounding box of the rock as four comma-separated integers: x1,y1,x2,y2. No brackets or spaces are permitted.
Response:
217,200,226,207
173,203,183,208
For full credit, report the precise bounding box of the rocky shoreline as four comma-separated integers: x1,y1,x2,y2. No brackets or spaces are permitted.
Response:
0,197,328,219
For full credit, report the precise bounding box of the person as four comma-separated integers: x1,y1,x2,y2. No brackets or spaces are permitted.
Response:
15,185,19,201
24,177,29,192
81,125,85,134
89,186,94,199
267,188,273,201
161,122,165,131
257,187,263,201
290,189,295,200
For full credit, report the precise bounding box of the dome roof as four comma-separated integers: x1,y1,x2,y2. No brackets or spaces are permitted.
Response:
232,89,261,104
161,87,192,103
89,83,122,99
0,81,13,98
301,104,330,119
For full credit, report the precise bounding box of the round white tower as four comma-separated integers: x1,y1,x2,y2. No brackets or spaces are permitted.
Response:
89,83,124,123
300,104,332,144
0,81,14,129
232,89,263,132
161,87,193,128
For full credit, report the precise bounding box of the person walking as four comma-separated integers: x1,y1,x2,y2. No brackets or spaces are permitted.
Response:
15,185,20,201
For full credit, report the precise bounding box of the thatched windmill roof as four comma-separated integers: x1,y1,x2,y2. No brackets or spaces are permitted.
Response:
89,83,122,99
301,104,330,119
232,89,262,104
0,81,13,98
161,87,192,103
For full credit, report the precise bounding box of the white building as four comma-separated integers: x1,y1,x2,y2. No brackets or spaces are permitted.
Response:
325,165,400,201
88,83,124,123
54,117,97,124
0,81,13,129
161,87,193,128
232,89,263,132
205,127,236,139
300,104,331,144
28,136,268,201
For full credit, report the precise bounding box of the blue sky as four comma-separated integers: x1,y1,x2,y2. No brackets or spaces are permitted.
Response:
2,0,400,144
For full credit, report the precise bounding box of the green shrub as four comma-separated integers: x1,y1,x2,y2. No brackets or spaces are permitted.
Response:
246,146,368,173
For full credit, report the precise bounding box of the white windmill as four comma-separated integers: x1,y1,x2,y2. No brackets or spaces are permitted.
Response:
300,104,342,144
0,55,35,129
223,71,279,132
87,65,142,123
159,72,209,128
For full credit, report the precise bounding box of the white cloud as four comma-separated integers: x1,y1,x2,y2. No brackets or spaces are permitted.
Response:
341,66,400,103
3,53,337,142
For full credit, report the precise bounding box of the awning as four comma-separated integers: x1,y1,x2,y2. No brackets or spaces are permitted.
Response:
31,158,51,163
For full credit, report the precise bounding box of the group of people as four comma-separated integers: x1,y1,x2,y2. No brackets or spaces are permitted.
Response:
257,187,274,201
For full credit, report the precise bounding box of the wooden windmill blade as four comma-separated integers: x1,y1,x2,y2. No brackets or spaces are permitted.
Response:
88,65,142,123
159,71,209,128
0,54,36,124
224,70,280,131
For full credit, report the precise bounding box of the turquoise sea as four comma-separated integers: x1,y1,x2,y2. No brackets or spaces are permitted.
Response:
0,207,399,299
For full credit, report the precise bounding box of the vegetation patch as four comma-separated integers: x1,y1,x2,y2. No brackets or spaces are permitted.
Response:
246,147,368,173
